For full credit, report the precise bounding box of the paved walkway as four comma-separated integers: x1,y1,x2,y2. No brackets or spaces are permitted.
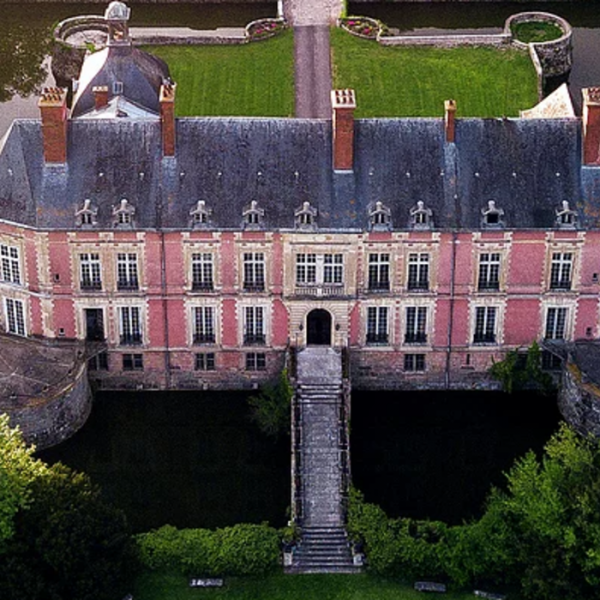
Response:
287,0,339,118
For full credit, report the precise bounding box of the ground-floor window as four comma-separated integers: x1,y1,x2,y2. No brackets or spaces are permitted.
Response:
122,353,143,371
245,352,266,371
88,351,109,371
195,352,216,371
404,353,425,372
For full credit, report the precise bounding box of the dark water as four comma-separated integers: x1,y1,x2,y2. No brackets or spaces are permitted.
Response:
39,391,290,533
0,2,276,136
350,1,600,113
351,390,561,524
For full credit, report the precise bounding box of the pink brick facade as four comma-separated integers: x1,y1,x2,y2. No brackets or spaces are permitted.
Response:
1,223,598,390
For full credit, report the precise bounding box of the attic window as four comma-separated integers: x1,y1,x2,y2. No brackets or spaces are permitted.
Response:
481,201,504,229
556,201,577,229
112,198,135,229
294,201,318,230
189,200,212,228
242,200,265,229
368,201,392,231
410,201,433,230
113,81,123,95
75,199,98,228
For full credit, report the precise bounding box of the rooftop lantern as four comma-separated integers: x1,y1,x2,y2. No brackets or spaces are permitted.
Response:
105,1,131,46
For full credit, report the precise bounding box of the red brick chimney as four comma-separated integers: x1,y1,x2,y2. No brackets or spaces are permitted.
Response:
331,89,356,171
160,82,177,157
444,99,456,143
38,87,68,164
583,88,600,165
92,85,109,110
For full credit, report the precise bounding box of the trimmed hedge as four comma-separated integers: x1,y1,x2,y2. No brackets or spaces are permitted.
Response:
135,523,280,576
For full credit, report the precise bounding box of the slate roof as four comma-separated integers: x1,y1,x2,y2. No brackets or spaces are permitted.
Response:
0,115,597,231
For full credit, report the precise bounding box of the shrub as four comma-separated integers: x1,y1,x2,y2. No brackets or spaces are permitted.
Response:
248,369,293,438
135,522,281,577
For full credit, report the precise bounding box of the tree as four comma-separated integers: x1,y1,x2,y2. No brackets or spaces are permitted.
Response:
247,368,293,438
0,416,135,600
0,414,46,547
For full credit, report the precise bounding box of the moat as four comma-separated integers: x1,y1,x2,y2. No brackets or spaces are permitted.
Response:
39,389,560,532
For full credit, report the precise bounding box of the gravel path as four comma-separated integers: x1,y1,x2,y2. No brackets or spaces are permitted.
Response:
294,25,332,118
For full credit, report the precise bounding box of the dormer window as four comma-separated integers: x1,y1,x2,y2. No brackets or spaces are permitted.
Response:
410,201,433,230
368,201,392,231
481,201,504,229
189,200,212,228
113,81,123,95
75,199,98,228
242,200,264,229
295,201,318,230
556,201,577,229
113,198,135,229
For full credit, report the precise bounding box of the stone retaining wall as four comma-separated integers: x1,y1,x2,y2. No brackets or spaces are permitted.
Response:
379,33,510,47
558,362,600,437
1,362,92,450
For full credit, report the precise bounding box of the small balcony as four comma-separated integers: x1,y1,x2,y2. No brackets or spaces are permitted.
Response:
473,333,496,344
404,333,427,344
367,281,390,293
244,333,266,346
366,333,389,345
80,281,102,291
120,333,142,346
192,281,214,292
117,280,139,291
193,333,215,344
294,284,345,297
243,282,265,293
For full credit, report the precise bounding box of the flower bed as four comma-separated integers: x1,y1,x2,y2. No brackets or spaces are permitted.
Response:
339,16,382,40
246,18,286,42
511,20,563,43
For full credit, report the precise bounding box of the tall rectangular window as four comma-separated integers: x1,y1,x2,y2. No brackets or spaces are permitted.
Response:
5,298,25,336
117,253,138,290
192,253,213,291
0,245,21,284
193,306,215,344
478,253,500,291
368,253,390,291
243,252,265,292
244,306,265,345
407,253,429,291
473,306,497,343
296,254,317,285
545,307,567,340
550,252,572,290
119,306,142,345
366,306,389,344
324,254,343,284
405,306,427,344
79,253,102,290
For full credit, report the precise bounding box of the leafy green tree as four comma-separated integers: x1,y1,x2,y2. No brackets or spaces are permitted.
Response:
0,414,47,547
0,417,134,600
248,368,293,438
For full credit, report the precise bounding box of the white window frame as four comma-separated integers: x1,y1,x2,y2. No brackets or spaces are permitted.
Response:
4,297,26,336
368,253,390,291
192,253,214,291
295,253,344,289
117,253,139,290
119,305,143,345
473,306,497,344
243,252,265,291
549,252,573,290
79,253,102,290
404,306,428,344
243,305,265,346
478,252,501,291
296,253,317,285
545,306,568,340
192,305,216,344
407,253,429,291
366,306,389,345
0,244,21,285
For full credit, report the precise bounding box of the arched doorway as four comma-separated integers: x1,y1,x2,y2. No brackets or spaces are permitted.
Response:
307,309,332,345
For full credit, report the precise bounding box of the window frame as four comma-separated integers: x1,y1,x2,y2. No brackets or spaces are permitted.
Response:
366,306,389,345
407,253,429,291
79,253,102,291
4,297,26,336
116,252,139,291
119,305,143,345
368,253,390,291
0,244,21,285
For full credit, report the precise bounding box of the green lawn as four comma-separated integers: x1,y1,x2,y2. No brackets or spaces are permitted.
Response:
144,31,295,117
331,27,539,117
133,572,497,600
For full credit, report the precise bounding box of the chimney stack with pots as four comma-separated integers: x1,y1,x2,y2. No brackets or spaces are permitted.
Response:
583,88,600,165
444,99,457,143
38,87,69,164
92,85,109,110
331,89,356,171
160,82,176,157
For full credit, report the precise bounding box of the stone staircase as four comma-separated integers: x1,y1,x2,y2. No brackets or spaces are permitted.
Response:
287,347,360,574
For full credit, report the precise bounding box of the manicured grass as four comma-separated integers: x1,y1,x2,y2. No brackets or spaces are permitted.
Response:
144,31,294,117
511,21,563,43
133,572,492,600
331,28,539,117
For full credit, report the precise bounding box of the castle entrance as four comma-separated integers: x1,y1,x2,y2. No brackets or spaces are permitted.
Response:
306,309,332,345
